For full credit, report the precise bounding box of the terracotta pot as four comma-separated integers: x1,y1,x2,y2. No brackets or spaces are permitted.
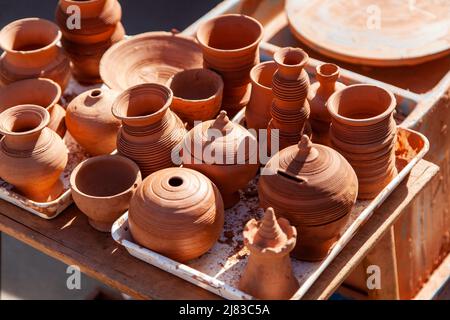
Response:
0,18,71,91
245,61,277,133
71,155,142,232
328,84,398,200
196,14,263,117
112,83,187,177
0,105,68,202
182,111,259,209
268,47,311,150
0,78,66,137
167,68,224,127
308,63,346,146
66,88,121,155
239,208,299,300
258,135,358,261
128,167,224,262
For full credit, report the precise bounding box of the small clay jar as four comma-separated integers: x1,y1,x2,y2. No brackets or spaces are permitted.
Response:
0,105,68,202
239,208,299,300
0,78,66,137
258,135,358,261
71,155,142,232
182,111,259,209
128,167,224,262
196,14,263,117
0,18,71,91
112,83,187,177
66,88,121,156
308,63,346,146
167,68,224,127
327,84,398,200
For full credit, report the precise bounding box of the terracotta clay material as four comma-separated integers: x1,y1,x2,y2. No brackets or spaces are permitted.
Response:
0,78,66,137
66,88,121,156
101,32,203,91
239,207,299,300
196,14,263,117
308,63,346,146
327,84,398,200
128,167,224,262
0,18,71,90
0,105,68,202
71,155,141,232
167,68,224,127
258,135,358,261
182,111,259,209
112,83,187,177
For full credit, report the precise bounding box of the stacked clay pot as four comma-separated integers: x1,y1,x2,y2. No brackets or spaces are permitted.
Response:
258,135,358,261
56,0,125,84
0,78,66,137
182,111,259,209
196,14,263,117
66,88,121,155
0,18,70,90
0,105,68,202
328,84,398,200
268,47,311,150
112,83,187,178
128,167,224,262
308,63,346,146
71,155,142,232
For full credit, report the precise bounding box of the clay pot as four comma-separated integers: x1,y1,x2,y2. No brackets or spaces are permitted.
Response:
101,31,203,91
0,18,71,91
0,78,66,137
239,207,299,300
258,135,358,261
0,105,68,202
112,83,187,178
245,61,277,133
128,167,224,262
268,47,311,150
327,84,398,200
71,155,142,232
308,63,346,146
182,111,259,209
167,68,224,127
196,14,263,117
66,88,121,156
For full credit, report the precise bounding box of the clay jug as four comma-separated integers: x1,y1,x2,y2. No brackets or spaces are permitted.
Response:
0,105,68,202
66,88,121,156
128,167,224,262
112,83,187,177
0,18,71,91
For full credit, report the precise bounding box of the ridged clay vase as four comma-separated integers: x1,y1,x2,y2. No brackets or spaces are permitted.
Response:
182,111,259,209
71,155,142,232
0,105,68,202
128,167,224,262
239,208,299,300
66,88,121,156
328,84,398,200
0,78,66,137
112,83,187,178
258,135,358,261
167,68,224,127
196,14,263,117
0,18,71,91
308,63,346,146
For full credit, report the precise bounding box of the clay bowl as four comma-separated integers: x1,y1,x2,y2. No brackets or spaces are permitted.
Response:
167,68,224,126
70,155,142,232
100,31,203,91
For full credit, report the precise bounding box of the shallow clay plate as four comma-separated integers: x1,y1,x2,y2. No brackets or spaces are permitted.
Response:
100,32,203,91
286,0,450,66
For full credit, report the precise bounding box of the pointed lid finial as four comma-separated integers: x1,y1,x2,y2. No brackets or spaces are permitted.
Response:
210,110,233,133
253,207,288,248
295,135,319,161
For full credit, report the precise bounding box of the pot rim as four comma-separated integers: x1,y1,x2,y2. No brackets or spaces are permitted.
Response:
273,47,309,69
250,60,277,90
0,104,50,136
